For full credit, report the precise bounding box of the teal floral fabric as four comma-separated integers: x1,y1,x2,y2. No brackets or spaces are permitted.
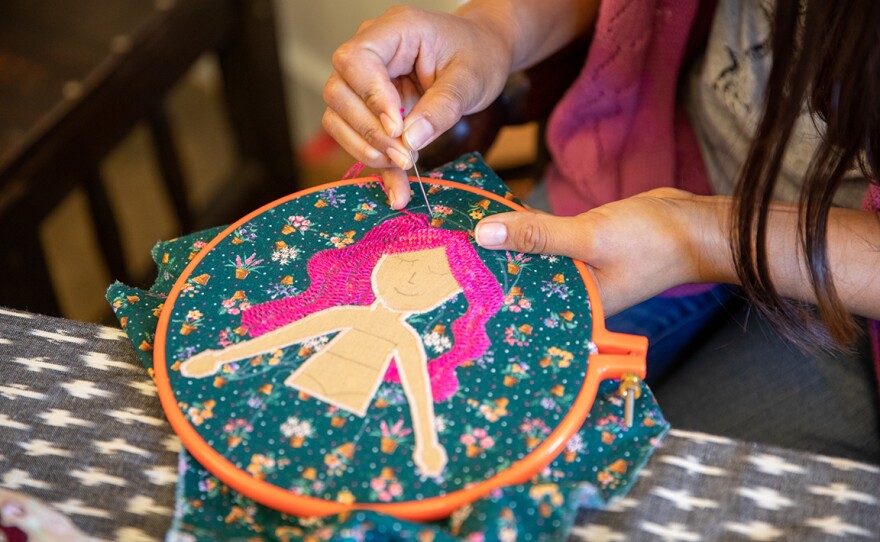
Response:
107,153,668,541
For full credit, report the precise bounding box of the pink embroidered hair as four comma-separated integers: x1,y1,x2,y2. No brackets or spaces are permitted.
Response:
241,213,503,401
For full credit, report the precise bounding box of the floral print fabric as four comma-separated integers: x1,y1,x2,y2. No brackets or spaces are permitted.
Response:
107,153,668,541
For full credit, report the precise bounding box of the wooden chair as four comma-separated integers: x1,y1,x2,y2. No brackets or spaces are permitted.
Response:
0,0,297,317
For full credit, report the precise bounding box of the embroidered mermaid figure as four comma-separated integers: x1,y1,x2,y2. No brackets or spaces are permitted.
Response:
180,214,503,476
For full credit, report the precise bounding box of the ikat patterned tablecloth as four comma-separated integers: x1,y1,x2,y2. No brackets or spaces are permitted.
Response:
0,307,879,540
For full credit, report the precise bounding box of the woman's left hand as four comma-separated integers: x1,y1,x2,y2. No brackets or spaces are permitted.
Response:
474,189,732,316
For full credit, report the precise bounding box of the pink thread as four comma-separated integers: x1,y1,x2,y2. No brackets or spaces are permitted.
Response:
371,173,426,221
241,214,503,401
342,162,365,180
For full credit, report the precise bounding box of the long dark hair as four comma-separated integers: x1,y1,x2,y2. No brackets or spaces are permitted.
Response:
734,0,880,349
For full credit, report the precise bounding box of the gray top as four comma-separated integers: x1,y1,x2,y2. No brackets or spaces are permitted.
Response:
683,0,868,208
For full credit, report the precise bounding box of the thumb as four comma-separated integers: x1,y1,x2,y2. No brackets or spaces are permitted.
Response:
402,79,471,151
474,211,588,258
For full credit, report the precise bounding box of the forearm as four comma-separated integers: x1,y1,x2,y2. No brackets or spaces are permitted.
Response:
691,196,880,319
455,0,600,71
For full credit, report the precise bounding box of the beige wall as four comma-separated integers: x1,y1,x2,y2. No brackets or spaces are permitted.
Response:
274,1,463,144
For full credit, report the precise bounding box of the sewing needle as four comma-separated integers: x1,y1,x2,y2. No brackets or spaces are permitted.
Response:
409,149,433,217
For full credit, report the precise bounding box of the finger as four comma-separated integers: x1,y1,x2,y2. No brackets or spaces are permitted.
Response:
474,211,590,258
398,75,423,117
402,84,463,151
323,73,414,170
321,108,393,169
332,36,406,138
381,168,412,210
403,70,488,150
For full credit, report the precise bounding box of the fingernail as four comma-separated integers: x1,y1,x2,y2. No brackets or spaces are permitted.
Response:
386,187,397,208
475,222,507,247
380,112,400,137
403,117,434,151
386,147,410,170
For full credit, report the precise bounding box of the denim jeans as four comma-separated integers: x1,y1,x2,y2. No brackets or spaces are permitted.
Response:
607,285,880,463
605,284,740,383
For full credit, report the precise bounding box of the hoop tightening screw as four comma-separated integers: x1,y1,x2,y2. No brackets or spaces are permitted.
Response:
617,373,642,428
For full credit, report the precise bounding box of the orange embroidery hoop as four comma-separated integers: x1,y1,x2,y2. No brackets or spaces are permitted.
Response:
153,178,647,521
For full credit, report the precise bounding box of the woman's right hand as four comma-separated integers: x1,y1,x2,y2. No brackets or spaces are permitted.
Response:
322,6,516,209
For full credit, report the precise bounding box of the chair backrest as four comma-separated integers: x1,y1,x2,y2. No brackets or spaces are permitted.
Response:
0,0,298,319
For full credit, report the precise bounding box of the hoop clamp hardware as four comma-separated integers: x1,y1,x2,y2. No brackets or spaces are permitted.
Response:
617,373,642,428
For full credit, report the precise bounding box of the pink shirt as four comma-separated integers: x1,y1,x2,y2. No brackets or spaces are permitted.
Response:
543,0,879,390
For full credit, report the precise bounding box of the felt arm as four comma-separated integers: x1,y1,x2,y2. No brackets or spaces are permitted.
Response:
394,333,447,476
179,308,358,378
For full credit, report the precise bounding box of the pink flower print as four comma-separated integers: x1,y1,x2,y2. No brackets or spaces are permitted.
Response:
506,252,532,265
519,418,550,438
461,425,494,456
227,253,265,277
283,215,311,234
236,253,263,270
369,475,403,502
518,299,531,309
503,326,530,347
218,329,232,348
380,419,412,440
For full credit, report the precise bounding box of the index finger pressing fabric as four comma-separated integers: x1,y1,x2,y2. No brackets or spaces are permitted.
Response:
152,161,651,521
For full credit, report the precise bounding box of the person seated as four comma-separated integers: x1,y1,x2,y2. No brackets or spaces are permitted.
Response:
321,0,880,463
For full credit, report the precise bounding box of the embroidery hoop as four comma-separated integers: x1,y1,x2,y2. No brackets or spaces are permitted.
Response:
154,177,647,521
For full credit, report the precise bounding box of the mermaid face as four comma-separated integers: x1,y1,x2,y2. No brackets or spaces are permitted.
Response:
372,247,462,312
